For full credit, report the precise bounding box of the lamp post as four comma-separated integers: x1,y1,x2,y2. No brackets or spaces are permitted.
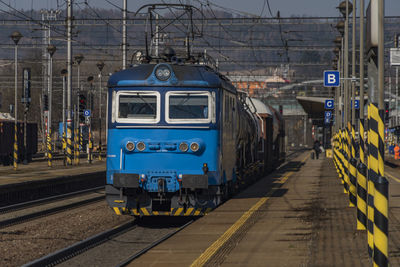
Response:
333,38,341,133
336,21,345,130
11,31,22,170
333,45,341,133
87,76,94,164
61,68,68,165
359,0,365,164
75,54,84,90
351,0,357,129
96,61,105,160
338,1,353,128
74,54,84,165
46,44,56,167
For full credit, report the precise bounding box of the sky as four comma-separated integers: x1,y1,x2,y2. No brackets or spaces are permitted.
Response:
7,0,400,18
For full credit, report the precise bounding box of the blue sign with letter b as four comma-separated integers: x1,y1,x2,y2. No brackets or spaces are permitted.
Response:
324,70,340,87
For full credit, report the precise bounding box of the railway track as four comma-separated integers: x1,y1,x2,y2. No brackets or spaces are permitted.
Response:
18,150,303,266
23,218,194,267
0,187,105,229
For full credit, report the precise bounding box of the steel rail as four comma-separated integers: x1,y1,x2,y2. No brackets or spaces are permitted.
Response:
0,194,104,229
114,151,301,267
0,186,104,214
115,220,194,267
22,221,137,267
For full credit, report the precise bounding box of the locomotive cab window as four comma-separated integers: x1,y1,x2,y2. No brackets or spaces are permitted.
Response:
166,91,215,124
115,91,160,123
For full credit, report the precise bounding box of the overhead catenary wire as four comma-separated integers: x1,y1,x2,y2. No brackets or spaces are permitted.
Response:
0,0,119,60
157,2,257,75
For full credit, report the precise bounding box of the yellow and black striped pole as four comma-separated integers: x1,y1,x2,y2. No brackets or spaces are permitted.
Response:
74,127,80,165
80,129,83,155
47,129,52,167
62,131,66,166
373,176,388,267
337,131,345,185
368,103,381,257
66,125,73,165
333,134,340,176
360,119,365,163
13,124,18,170
338,130,345,184
348,124,357,207
357,117,368,230
338,130,345,187
372,107,388,267
88,129,92,163
343,126,350,194
333,135,340,174
357,161,368,230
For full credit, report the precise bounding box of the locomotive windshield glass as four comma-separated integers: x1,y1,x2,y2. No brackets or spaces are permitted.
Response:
166,91,215,124
115,91,160,123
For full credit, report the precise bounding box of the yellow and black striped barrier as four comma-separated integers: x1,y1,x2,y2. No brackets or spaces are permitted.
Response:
62,131,67,166
357,118,367,230
373,176,388,267
372,106,387,267
66,126,73,165
359,119,365,164
338,131,345,185
343,128,350,194
367,103,377,257
47,129,52,167
13,124,18,170
74,128,80,165
357,162,367,230
77,128,81,164
336,136,345,185
348,124,357,207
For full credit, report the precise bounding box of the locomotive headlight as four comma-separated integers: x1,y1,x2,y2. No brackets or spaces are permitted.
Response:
190,142,200,152
126,141,135,151
179,142,189,152
137,142,146,151
155,65,171,81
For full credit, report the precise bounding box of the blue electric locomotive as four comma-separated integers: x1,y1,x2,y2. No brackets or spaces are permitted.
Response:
106,54,284,216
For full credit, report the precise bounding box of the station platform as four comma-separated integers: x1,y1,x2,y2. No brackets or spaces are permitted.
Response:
0,159,105,187
0,158,106,206
130,152,400,266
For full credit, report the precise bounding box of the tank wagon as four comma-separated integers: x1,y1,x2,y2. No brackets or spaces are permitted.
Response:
106,56,285,216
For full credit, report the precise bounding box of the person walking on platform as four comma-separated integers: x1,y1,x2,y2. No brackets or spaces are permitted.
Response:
313,140,321,159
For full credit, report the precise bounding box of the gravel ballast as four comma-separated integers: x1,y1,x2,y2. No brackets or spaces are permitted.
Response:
0,201,132,267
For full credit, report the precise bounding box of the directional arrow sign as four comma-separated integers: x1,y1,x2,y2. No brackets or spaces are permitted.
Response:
84,109,91,117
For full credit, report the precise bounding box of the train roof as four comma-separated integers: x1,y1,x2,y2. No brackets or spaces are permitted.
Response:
108,63,236,92
246,97,273,116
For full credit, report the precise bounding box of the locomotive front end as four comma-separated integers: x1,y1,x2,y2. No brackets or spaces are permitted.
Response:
106,64,222,216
